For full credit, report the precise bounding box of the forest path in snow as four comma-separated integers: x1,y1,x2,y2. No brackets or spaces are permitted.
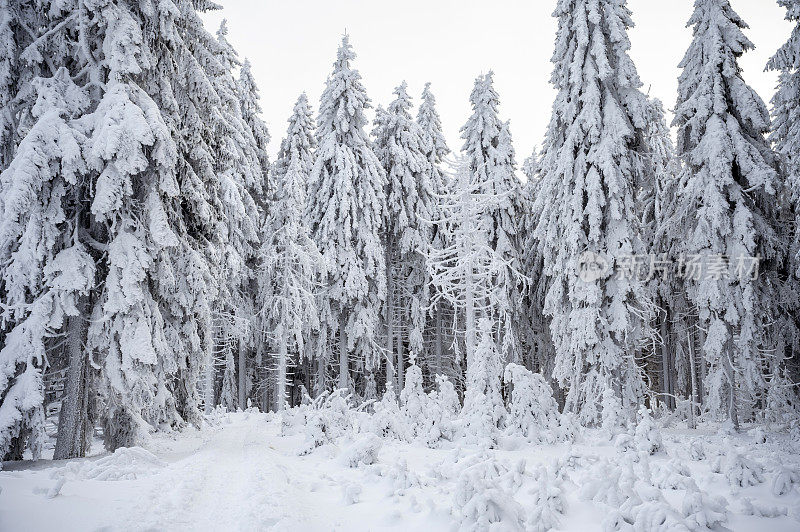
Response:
3,411,800,531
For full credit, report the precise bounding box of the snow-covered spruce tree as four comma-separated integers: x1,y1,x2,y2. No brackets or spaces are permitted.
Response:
518,148,556,380
86,0,227,448
417,83,457,384
373,82,434,392
3,0,268,454
0,68,89,461
308,36,387,394
673,0,784,428
768,0,800,273
237,58,271,206
205,20,264,412
767,0,800,394
532,0,653,424
639,98,688,412
460,72,522,360
260,94,320,411
0,0,77,461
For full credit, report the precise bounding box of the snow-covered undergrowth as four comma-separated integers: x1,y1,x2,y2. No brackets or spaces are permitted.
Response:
2,405,800,531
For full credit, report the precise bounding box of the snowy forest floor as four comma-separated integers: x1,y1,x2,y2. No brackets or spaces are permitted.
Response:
2,411,800,531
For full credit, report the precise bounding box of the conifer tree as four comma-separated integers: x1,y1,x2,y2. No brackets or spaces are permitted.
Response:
416,83,456,383
532,0,652,423
767,0,800,400
238,58,271,204
460,73,521,360
260,94,320,411
674,0,784,428
373,82,434,391
308,36,387,393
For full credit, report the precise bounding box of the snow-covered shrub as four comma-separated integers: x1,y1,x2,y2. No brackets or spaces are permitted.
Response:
451,452,525,530
626,498,686,532
614,433,636,454
460,318,505,448
652,459,694,490
688,438,706,461
738,498,788,518
205,405,232,427
557,412,581,443
749,426,767,445
602,389,627,439
503,363,562,443
580,459,629,507
634,405,664,455
681,487,727,531
380,457,423,493
339,433,382,468
771,465,800,496
400,362,436,444
371,383,407,440
51,447,165,481
298,389,354,455
722,448,765,488
526,465,566,532
342,482,362,505
423,375,461,444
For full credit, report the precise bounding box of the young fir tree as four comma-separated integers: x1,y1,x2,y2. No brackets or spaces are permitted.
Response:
673,0,785,429
532,0,652,424
460,73,522,360
417,83,455,383
260,94,320,411
307,36,387,394
372,82,434,392
462,317,504,447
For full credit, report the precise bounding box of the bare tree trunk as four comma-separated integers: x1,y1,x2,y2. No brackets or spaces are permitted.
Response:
276,334,287,411
54,295,91,460
697,324,706,404
386,255,396,391
434,304,443,377
464,261,476,367
238,341,247,410
338,313,348,392
723,334,739,431
688,329,698,429
660,307,675,410
397,328,405,392
204,336,215,414
315,353,326,397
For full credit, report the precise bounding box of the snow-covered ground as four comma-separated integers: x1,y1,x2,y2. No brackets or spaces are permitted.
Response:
2,410,799,531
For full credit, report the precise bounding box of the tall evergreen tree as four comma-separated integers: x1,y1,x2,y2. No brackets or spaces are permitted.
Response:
373,82,434,392
532,0,652,423
417,83,455,383
460,73,521,359
673,0,783,428
307,36,387,394
260,94,319,411
237,58,271,205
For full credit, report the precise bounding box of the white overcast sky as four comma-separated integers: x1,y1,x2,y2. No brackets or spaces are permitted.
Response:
203,0,792,162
